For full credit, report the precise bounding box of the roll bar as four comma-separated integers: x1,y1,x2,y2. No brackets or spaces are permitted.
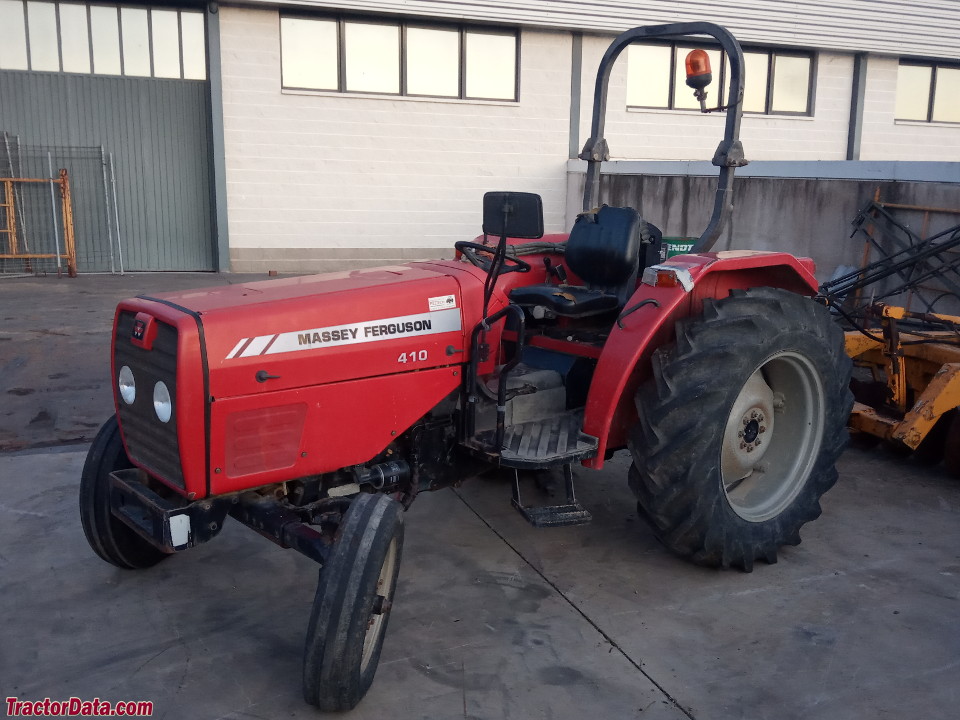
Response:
580,22,748,252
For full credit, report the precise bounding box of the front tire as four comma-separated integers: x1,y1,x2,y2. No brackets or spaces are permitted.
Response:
303,493,404,711
79,415,167,569
628,287,853,571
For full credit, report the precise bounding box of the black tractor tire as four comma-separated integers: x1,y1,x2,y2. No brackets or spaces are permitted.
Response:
943,411,960,479
303,492,404,711
628,287,853,571
79,415,167,570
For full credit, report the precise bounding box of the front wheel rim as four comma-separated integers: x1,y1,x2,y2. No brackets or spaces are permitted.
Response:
721,351,825,522
360,536,398,673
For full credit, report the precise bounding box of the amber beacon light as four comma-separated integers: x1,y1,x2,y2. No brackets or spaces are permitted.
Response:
685,48,712,111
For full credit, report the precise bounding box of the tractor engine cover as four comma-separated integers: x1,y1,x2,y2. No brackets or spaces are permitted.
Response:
112,265,467,498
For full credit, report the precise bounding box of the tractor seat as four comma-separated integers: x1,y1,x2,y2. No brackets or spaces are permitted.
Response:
510,205,655,318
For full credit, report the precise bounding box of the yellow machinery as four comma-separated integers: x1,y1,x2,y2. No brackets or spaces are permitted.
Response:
818,193,960,476
845,304,960,476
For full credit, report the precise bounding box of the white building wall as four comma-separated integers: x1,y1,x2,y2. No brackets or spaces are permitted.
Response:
219,6,574,272
218,3,960,271
576,34,854,163
257,0,960,60
859,55,960,162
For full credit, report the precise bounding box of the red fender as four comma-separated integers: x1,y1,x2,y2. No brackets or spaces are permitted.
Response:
582,251,820,469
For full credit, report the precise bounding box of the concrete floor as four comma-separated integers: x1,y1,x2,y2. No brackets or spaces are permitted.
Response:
1,273,959,719
0,273,247,451
1,446,958,719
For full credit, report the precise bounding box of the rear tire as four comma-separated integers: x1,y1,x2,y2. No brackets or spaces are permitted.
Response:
79,415,167,569
628,288,853,571
303,493,404,711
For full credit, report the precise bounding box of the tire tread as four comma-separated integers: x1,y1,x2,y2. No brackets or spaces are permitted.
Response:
628,288,853,571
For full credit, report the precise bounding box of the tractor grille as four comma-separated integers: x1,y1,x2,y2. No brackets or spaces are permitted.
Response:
114,311,185,489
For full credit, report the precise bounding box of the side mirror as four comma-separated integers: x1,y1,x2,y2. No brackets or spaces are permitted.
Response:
482,191,544,239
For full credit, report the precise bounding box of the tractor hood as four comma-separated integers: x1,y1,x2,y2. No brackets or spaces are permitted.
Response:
138,264,467,400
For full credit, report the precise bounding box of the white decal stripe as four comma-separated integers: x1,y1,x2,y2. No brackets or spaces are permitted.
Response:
262,308,462,357
260,334,281,355
240,334,278,358
226,338,248,360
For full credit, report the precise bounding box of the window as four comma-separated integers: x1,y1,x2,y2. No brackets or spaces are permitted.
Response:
151,9,182,79
896,61,960,123
280,14,519,101
344,22,399,93
0,1,206,80
27,1,60,72
280,17,337,90
90,5,121,75
59,3,91,73
0,0,29,70
465,31,516,100
627,43,813,115
120,7,150,77
180,12,205,81
406,26,458,96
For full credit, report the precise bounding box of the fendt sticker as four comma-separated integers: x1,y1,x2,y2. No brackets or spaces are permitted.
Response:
225,308,462,359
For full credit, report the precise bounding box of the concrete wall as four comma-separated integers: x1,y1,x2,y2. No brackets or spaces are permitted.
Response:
572,170,960,285
860,56,960,162
219,6,574,272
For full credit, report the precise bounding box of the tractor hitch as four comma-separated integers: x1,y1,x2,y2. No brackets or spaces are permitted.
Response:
110,468,233,552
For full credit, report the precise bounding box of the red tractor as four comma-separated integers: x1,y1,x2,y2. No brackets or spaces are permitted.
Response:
80,22,852,711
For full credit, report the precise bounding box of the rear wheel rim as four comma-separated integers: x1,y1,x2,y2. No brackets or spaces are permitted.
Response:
721,351,825,522
360,536,398,674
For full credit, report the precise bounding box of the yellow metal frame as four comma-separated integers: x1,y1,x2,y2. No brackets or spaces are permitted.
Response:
846,304,960,448
0,170,77,277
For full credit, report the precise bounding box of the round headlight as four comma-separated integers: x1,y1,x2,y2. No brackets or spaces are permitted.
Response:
118,365,136,405
153,381,172,423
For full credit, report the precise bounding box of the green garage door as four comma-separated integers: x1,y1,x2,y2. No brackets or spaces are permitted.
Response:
0,2,213,272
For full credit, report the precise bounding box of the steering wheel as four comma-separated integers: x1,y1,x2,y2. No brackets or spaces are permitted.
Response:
454,241,531,273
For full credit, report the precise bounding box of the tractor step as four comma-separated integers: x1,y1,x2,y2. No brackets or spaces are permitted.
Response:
462,411,598,469
511,465,592,528
512,502,593,528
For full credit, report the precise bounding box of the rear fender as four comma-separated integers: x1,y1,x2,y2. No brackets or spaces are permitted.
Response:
582,251,819,469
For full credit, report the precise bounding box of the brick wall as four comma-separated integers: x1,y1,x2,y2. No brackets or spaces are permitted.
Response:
860,56,960,162
576,34,854,163
219,6,573,272
218,9,959,273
